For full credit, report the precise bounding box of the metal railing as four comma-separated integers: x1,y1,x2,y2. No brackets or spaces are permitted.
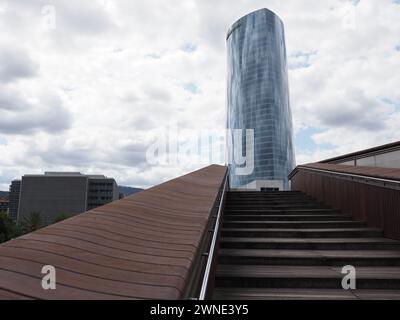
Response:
198,171,229,300
293,166,400,191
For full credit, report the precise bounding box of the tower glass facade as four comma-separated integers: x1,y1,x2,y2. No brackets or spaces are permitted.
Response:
226,8,295,190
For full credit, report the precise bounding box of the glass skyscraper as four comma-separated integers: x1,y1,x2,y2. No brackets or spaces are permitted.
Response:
226,8,295,190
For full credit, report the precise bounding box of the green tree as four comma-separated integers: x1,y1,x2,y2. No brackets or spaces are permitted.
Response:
53,212,70,223
0,213,22,243
21,211,45,234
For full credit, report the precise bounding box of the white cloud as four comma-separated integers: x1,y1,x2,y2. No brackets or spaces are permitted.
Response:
0,0,399,190
0,47,39,83
0,87,72,134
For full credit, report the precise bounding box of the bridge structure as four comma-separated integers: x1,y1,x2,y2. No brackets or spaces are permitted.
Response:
1,155,400,299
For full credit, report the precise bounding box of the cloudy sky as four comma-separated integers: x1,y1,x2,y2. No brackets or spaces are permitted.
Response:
0,0,399,190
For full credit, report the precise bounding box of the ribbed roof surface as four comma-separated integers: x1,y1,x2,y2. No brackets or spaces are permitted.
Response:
0,164,227,300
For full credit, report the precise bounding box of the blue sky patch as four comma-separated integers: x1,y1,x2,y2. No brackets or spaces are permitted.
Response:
288,51,317,70
183,82,200,94
294,127,335,151
181,43,197,53
382,97,400,111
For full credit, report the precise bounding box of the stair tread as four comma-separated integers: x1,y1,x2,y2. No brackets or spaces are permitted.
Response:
223,222,365,229
226,200,316,202
224,221,362,224
228,191,302,193
222,227,381,232
226,204,324,206
224,214,351,218
223,215,353,222
221,237,400,244
213,288,400,300
216,265,400,279
213,190,399,297
219,248,400,259
225,209,338,213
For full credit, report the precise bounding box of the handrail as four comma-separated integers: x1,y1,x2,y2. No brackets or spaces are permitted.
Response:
292,166,400,191
198,171,229,300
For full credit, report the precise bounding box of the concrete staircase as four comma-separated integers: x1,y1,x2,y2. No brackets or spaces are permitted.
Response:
213,191,400,300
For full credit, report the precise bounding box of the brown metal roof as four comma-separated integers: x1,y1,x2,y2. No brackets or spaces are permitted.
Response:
0,164,227,300
294,163,400,181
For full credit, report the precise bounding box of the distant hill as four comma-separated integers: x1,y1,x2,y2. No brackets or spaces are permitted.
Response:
0,191,8,198
118,186,143,197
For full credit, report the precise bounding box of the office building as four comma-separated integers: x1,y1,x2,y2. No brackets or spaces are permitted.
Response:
226,8,295,190
86,175,120,210
17,172,118,224
8,180,21,221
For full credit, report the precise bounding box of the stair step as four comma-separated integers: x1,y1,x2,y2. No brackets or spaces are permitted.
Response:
221,228,383,238
216,265,400,289
213,288,400,300
228,193,314,197
226,195,307,199
218,249,400,266
225,209,340,215
225,204,328,210
226,202,322,207
223,214,353,221
220,237,400,250
223,221,365,229
213,190,400,299
228,198,321,204
226,197,313,200
226,203,325,208
228,191,303,195
227,199,314,202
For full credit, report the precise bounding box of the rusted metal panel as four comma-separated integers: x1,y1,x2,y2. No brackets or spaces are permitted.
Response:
291,164,400,240
0,164,227,300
